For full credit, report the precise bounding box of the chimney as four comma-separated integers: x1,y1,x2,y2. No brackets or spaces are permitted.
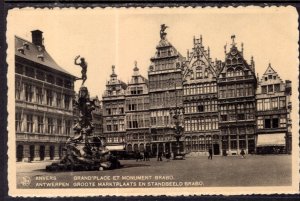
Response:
31,30,43,46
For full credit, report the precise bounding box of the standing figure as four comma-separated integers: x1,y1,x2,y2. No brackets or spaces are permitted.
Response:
74,55,88,86
157,151,163,161
208,148,213,160
241,149,246,159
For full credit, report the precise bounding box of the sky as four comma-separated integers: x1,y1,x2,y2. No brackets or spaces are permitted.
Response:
8,7,299,98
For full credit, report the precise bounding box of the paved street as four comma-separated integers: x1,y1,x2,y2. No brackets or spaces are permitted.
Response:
16,155,291,188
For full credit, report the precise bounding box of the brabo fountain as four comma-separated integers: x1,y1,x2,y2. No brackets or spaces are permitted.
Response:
46,56,121,171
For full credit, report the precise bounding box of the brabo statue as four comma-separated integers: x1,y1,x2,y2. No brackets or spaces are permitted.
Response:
46,56,121,172
74,55,87,86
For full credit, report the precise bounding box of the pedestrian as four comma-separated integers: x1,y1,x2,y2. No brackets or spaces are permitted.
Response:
135,151,141,162
165,151,171,162
208,148,213,160
157,151,163,161
240,149,246,159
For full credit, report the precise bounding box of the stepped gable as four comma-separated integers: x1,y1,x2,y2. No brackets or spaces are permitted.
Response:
259,63,284,84
130,61,148,86
15,32,74,77
149,25,184,72
219,35,255,76
184,36,216,81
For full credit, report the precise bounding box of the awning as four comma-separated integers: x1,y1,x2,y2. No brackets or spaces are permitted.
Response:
257,133,286,147
105,145,125,151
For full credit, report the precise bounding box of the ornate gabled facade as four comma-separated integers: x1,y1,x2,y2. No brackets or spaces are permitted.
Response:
183,36,219,155
125,62,151,153
217,36,257,155
90,96,103,137
148,26,185,155
102,66,127,145
15,30,76,162
256,64,292,154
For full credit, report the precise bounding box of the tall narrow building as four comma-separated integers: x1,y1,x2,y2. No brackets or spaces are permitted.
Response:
15,30,76,162
256,64,292,154
102,66,127,146
217,36,257,155
125,62,151,153
148,25,185,155
183,36,219,155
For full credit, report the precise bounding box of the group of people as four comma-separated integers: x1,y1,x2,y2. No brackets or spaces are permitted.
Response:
135,151,172,162
135,151,151,162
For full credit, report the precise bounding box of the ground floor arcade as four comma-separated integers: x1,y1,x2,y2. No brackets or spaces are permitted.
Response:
16,142,64,162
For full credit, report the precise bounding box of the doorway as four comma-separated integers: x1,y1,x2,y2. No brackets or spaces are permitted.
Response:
213,144,220,155
39,145,45,160
16,145,23,162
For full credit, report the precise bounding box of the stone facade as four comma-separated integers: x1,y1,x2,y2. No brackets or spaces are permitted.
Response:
15,30,76,162
256,64,292,154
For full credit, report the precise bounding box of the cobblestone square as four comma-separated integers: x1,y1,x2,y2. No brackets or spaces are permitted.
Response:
16,155,291,188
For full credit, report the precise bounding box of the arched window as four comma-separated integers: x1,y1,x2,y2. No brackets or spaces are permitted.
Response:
227,68,234,77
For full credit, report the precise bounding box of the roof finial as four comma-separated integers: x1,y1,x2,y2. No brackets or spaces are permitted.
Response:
231,35,236,46
112,65,115,73
224,43,227,54
208,46,210,58
187,49,190,58
241,42,244,54
200,35,202,44
134,60,139,71
193,36,196,44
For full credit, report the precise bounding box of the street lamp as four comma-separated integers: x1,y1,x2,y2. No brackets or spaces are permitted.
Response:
168,78,185,159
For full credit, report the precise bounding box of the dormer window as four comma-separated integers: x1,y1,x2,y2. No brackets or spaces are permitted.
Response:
17,47,25,54
23,42,29,50
37,54,44,61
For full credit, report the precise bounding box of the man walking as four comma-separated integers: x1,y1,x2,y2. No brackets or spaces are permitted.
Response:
208,148,213,160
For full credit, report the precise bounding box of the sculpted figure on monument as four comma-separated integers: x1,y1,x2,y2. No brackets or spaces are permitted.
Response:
74,55,88,86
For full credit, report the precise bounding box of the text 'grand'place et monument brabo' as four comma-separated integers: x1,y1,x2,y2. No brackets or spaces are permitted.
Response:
15,25,292,162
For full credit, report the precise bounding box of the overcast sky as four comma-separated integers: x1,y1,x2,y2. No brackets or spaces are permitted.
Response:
8,7,298,98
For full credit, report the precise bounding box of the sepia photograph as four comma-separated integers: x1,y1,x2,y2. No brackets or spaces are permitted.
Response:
6,6,299,196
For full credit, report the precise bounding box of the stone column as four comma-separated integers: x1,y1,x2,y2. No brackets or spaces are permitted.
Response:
34,144,40,161
246,134,249,154
54,144,60,160
44,145,50,160
237,135,240,155
23,144,30,162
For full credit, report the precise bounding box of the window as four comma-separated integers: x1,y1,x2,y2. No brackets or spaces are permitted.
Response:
237,114,245,120
46,90,53,106
272,118,279,128
57,119,62,134
280,117,286,128
36,70,45,81
268,85,273,93
64,95,70,109
271,98,278,109
65,120,71,135
15,81,22,100
106,125,112,132
56,78,63,86
25,67,35,78
262,86,267,94
56,93,62,107
15,63,23,74
46,74,54,84
221,115,227,121
264,99,270,110
15,113,22,132
47,118,54,134
279,97,286,108
257,100,263,111
36,87,43,104
274,84,280,92
197,105,204,112
264,118,271,128
37,116,44,133
268,75,272,79
257,118,263,129
25,84,33,102
26,114,33,133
